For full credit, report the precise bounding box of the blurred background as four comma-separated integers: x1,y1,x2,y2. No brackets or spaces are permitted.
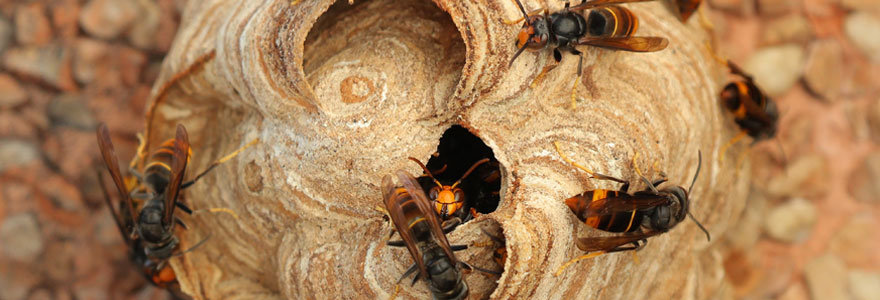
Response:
0,0,877,299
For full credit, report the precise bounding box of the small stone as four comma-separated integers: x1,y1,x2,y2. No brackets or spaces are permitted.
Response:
849,270,880,300
757,0,797,15
0,270,40,300
744,44,804,96
763,197,816,243
761,14,812,46
777,282,808,300
50,0,82,41
72,38,109,84
845,12,880,63
849,152,880,204
709,0,752,15
43,128,97,180
765,154,826,198
128,0,161,50
803,39,844,101
0,110,39,138
870,100,880,145
0,73,27,108
841,0,880,12
805,254,848,300
0,15,12,54
28,289,52,300
48,94,96,129
829,214,876,266
0,213,44,262
2,44,77,91
14,2,53,46
0,139,39,172
79,0,139,40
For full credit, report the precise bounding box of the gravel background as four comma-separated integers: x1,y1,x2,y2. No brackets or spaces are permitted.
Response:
0,0,878,299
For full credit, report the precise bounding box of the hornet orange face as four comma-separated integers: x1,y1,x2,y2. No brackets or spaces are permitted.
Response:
408,157,490,220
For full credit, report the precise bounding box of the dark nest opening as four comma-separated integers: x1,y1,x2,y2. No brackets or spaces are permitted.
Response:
417,126,502,221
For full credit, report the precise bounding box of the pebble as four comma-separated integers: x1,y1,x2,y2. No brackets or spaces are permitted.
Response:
841,0,880,12
14,2,53,46
709,0,752,15
0,15,11,54
757,0,797,15
829,214,876,266
776,281,808,300
763,197,816,243
845,12,880,63
0,270,40,300
803,39,844,101
849,152,880,204
48,94,96,129
804,254,849,300
0,213,44,262
0,110,39,138
44,128,97,181
761,14,812,46
50,0,82,41
0,139,39,172
79,0,139,40
72,38,110,84
2,44,77,91
0,73,27,108
744,44,804,96
849,270,880,300
128,0,161,50
765,154,826,198
870,101,880,145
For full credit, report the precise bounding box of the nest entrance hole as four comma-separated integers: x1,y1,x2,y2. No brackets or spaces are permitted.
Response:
418,126,501,220
302,0,465,106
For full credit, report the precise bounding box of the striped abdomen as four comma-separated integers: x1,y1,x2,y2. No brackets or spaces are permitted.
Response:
143,139,191,195
565,189,645,233
387,186,432,240
586,5,638,38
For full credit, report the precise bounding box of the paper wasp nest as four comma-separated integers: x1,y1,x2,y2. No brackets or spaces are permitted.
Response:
145,0,746,299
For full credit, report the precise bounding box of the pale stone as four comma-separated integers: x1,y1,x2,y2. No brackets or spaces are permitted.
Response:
744,44,804,96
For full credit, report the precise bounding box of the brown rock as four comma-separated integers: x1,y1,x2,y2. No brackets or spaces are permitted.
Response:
845,12,880,62
849,270,880,300
829,214,877,266
803,39,844,101
14,2,53,46
709,0,752,15
847,63,879,97
0,110,38,138
48,94,96,129
118,46,147,87
72,38,109,84
849,152,880,204
763,197,817,243
50,0,82,41
0,139,39,172
42,128,97,180
0,267,41,300
128,0,161,50
841,0,880,12
0,73,27,108
79,0,139,40
777,281,809,300
0,213,44,262
870,99,880,144
0,15,11,55
765,154,826,198
761,14,812,46
805,254,849,300
757,0,797,15
744,44,804,96
2,44,77,91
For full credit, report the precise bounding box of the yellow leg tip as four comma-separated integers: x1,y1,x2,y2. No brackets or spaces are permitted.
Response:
555,252,604,276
